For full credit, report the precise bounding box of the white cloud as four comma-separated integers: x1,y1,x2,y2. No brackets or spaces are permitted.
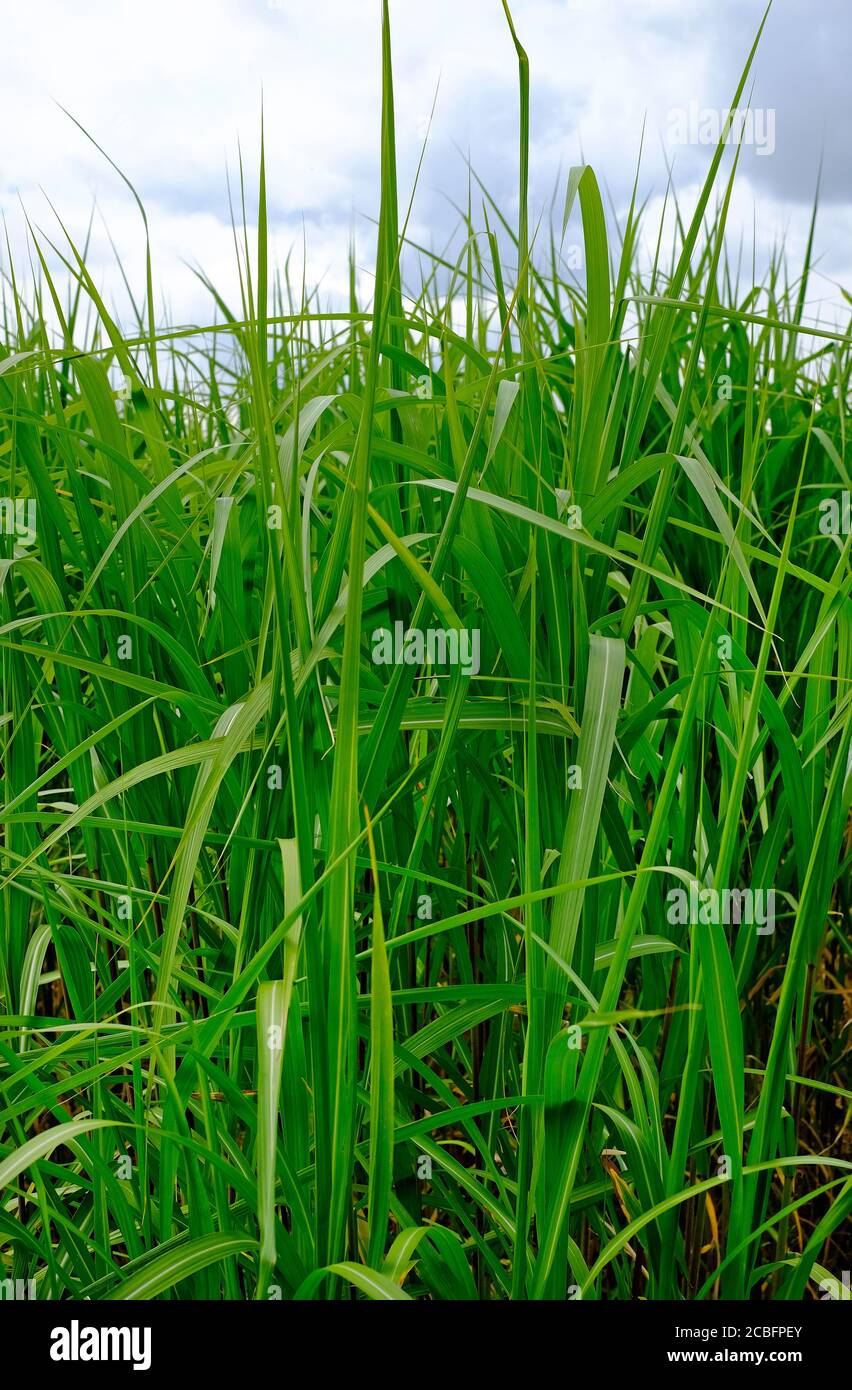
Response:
2,0,849,328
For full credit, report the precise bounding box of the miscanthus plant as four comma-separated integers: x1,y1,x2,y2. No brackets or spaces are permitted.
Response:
0,2,850,1301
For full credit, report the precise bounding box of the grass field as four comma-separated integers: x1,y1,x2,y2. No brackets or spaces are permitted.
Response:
1,1,850,1301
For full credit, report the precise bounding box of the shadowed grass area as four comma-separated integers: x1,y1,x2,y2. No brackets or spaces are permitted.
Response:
0,1,850,1301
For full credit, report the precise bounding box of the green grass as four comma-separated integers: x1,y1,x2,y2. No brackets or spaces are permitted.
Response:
1,1,850,1301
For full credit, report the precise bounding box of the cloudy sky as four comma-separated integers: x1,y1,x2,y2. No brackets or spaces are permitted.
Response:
2,0,851,328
